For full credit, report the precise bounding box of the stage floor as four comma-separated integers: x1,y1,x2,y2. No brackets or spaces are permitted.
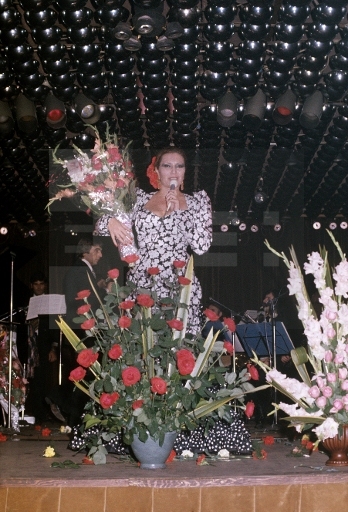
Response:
1,421,348,512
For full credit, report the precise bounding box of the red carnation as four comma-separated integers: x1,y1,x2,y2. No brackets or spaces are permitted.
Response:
147,267,160,275
108,344,123,360
178,276,191,286
132,399,144,410
203,308,219,322
100,392,120,409
77,348,98,368
122,366,141,386
173,260,186,268
107,268,119,279
81,318,96,330
107,147,122,163
118,316,132,329
77,304,91,315
224,317,236,332
119,300,135,310
150,377,167,395
223,341,234,355
247,363,259,381
167,319,184,331
69,366,86,382
75,290,91,300
176,349,195,375
136,294,154,308
245,401,255,419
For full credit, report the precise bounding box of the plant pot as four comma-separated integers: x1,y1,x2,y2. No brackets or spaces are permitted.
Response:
131,431,177,469
322,425,348,466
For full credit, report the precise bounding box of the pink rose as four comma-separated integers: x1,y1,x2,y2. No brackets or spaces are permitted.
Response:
334,354,344,364
339,368,348,380
341,380,348,391
316,396,327,408
316,376,326,389
118,316,131,329
327,373,336,383
324,351,333,362
108,344,122,360
77,348,98,368
245,401,255,419
108,268,119,279
322,386,333,398
100,392,120,409
333,399,344,411
203,308,219,322
223,341,234,355
309,385,320,399
167,319,184,331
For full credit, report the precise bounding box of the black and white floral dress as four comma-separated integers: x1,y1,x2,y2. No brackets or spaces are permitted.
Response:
96,188,212,334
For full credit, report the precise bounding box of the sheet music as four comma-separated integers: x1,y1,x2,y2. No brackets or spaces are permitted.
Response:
26,294,66,320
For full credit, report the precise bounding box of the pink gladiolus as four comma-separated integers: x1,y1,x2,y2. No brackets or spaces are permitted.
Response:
325,310,337,321
327,327,336,339
327,372,337,383
322,386,333,398
341,380,348,391
316,396,327,408
339,368,348,380
334,354,344,364
309,385,320,399
324,351,333,363
316,376,326,389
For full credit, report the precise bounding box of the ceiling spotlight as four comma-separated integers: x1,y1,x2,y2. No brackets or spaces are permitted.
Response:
329,222,337,230
28,229,36,237
217,91,238,128
220,224,229,232
242,88,267,131
274,224,282,231
74,92,101,124
0,227,8,235
45,93,66,129
133,9,165,37
15,93,38,134
0,100,14,135
313,221,321,230
113,22,132,40
250,224,259,233
228,211,241,226
340,221,348,230
239,223,247,231
299,90,324,129
272,89,296,125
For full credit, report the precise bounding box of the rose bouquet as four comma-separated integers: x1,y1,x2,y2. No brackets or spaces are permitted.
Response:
47,124,138,263
57,257,259,464
252,231,348,447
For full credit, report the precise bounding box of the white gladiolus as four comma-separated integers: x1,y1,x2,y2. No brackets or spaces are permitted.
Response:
313,417,339,441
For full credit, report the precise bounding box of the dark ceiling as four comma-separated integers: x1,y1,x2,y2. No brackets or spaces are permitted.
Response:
1,0,348,233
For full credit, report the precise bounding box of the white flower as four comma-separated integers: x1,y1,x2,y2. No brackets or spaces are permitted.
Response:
287,263,303,295
304,252,324,275
181,450,194,458
217,449,230,459
333,261,348,298
313,417,339,441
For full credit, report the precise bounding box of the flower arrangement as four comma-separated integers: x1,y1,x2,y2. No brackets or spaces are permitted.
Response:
57,257,258,464
0,325,26,411
252,232,348,447
47,124,138,263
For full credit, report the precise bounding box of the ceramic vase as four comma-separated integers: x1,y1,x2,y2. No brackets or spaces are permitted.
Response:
131,431,177,469
322,425,348,466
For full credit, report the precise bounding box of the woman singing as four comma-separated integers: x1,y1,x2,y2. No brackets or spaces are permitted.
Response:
96,147,212,334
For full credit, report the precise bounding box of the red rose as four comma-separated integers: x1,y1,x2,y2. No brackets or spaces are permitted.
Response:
132,399,144,410
247,363,259,381
41,428,51,437
178,276,191,286
77,348,98,368
166,450,176,463
123,254,139,264
245,401,255,419
81,318,96,330
82,456,94,465
136,294,154,308
167,319,184,331
75,290,91,300
107,268,119,279
118,316,131,329
119,300,135,310
69,366,86,382
223,341,234,355
173,260,186,268
150,377,167,395
147,267,160,275
263,436,275,446
100,392,120,409
203,308,220,322
122,366,141,386
224,317,236,332
107,147,122,163
196,454,206,465
94,185,106,192
108,344,123,360
176,349,195,375
77,304,91,315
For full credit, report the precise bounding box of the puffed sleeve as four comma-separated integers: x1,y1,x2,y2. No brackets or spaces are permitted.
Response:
94,187,146,235
185,190,212,255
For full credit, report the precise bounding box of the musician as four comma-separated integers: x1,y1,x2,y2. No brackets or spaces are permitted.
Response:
202,303,232,342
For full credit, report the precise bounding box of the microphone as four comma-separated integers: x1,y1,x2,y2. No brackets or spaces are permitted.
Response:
167,179,178,211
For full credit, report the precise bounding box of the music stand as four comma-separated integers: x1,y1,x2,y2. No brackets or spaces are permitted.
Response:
236,321,294,361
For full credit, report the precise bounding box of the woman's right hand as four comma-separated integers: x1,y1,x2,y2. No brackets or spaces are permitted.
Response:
108,217,133,247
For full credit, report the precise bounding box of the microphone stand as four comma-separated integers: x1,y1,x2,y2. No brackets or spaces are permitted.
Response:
7,252,15,430
269,298,278,426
